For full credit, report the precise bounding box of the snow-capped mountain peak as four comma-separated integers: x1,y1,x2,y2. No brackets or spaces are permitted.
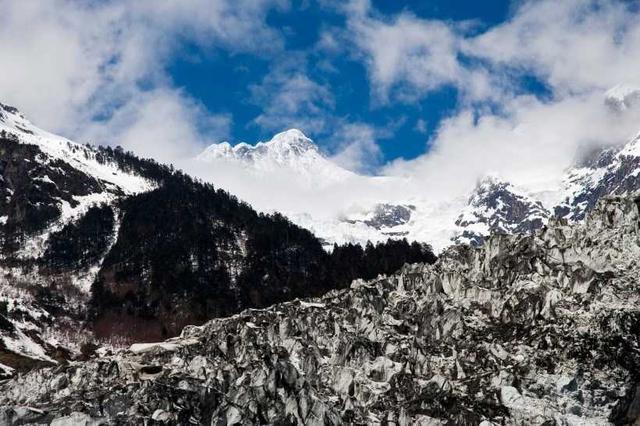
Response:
454,175,550,245
267,128,317,154
197,128,355,184
199,128,317,161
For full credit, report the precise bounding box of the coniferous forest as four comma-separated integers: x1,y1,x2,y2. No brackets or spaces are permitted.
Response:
32,145,438,341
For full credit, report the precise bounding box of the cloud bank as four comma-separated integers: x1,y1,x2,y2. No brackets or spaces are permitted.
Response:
0,0,284,163
344,0,640,199
1,0,640,220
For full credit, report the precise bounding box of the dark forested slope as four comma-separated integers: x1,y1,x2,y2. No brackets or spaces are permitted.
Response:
0,114,436,369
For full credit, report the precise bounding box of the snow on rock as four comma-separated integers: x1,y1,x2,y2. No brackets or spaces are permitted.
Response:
298,300,326,309
556,131,640,221
2,195,640,423
129,342,182,354
454,175,550,246
197,128,355,186
0,103,153,195
287,196,469,254
0,288,60,371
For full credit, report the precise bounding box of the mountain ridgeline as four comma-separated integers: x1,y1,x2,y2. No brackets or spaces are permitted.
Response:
4,195,640,424
0,110,436,367
84,148,436,340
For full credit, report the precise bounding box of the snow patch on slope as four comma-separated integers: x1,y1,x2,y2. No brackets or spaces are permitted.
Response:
16,192,116,260
0,103,154,195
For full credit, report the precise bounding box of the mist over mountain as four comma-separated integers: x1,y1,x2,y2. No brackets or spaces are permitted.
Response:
3,1,640,424
0,102,435,372
192,87,640,254
5,182,640,424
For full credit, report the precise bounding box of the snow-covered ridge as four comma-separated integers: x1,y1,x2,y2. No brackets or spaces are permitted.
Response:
199,129,318,161
196,119,640,253
453,175,550,245
0,102,156,260
0,103,154,195
557,130,640,220
197,129,355,184
0,102,159,368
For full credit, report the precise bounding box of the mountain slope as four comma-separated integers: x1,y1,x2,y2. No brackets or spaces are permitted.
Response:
0,103,156,372
197,129,354,186
196,121,640,255
454,176,551,246
557,132,640,221
0,103,436,372
3,194,640,424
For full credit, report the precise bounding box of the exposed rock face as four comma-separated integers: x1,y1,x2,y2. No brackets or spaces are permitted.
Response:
0,105,437,374
346,203,415,231
558,133,640,221
364,204,414,229
455,176,550,246
2,195,640,424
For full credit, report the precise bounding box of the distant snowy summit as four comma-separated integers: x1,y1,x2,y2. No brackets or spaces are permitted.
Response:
199,129,317,161
197,129,355,185
192,84,640,252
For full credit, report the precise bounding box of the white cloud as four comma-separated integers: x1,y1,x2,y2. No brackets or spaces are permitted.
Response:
351,14,462,101
251,68,335,135
348,0,640,101
0,0,284,161
385,93,640,199
329,123,382,173
346,5,500,104
414,119,428,134
343,0,640,200
0,1,118,132
467,0,640,94
81,89,231,164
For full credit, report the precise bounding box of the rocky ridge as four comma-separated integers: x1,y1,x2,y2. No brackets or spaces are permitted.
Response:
2,194,640,424
197,129,355,186
0,103,437,375
454,176,551,246
556,132,640,222
197,122,640,255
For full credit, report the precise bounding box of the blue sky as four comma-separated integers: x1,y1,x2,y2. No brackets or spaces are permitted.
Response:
167,0,514,163
1,0,639,185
